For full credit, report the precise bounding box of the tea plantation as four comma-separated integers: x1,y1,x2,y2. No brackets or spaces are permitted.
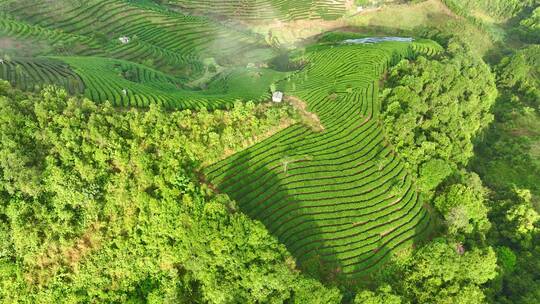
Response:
205,40,443,279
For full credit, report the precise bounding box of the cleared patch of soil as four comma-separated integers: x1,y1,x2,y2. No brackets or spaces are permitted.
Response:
285,95,324,132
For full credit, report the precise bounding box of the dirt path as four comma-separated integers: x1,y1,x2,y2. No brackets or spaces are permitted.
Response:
285,95,324,132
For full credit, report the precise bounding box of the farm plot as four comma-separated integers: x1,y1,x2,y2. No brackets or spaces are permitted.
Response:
0,16,104,56
0,14,206,80
56,56,288,109
0,0,273,81
168,0,348,22
0,57,84,94
204,40,442,280
0,0,265,60
0,0,290,109
0,54,287,109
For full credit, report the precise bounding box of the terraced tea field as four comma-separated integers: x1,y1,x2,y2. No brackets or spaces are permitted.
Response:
205,40,443,280
0,0,262,58
0,57,85,94
168,0,349,22
58,57,286,109
0,0,284,108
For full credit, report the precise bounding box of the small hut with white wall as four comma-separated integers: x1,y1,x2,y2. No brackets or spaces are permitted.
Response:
118,36,130,44
272,91,283,103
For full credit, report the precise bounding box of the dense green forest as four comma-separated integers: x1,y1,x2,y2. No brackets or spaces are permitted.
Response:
0,0,539,303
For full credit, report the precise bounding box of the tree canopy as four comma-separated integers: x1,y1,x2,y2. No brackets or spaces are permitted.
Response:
380,39,497,193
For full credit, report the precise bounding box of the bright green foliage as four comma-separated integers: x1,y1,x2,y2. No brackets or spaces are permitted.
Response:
0,82,340,303
486,188,540,304
496,45,540,109
503,189,540,246
380,39,497,192
417,159,452,193
442,0,536,19
441,0,538,42
370,239,499,304
517,7,540,43
399,240,498,304
434,173,490,235
354,285,402,304
205,39,443,281
167,0,348,21
496,246,517,273
472,46,540,198
471,44,540,304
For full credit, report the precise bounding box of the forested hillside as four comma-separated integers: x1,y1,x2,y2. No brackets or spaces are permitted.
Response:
0,0,539,303
0,82,344,303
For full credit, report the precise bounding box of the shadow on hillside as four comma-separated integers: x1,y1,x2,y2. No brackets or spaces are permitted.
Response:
342,199,436,289
215,127,343,284
212,126,437,289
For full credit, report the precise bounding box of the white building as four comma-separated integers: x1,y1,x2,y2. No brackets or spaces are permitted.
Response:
119,36,130,44
272,91,283,103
